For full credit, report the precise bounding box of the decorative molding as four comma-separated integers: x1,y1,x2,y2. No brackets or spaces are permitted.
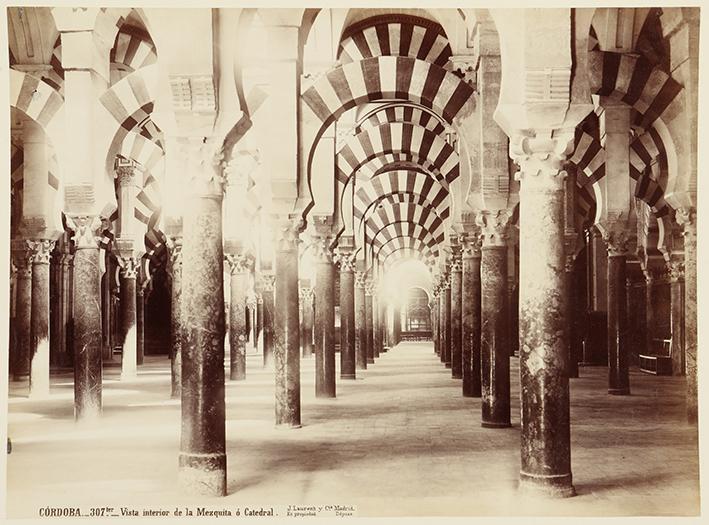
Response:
118,256,140,279
475,209,514,247
225,253,251,275
274,217,305,252
510,134,574,191
65,215,104,250
27,239,56,265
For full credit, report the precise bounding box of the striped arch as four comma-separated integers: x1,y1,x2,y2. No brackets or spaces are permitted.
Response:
382,245,437,269
588,50,683,131
354,170,449,221
355,102,447,136
338,14,452,67
361,194,446,246
629,127,670,216
10,142,23,196
337,122,459,186
364,200,445,251
371,223,441,259
9,69,64,131
377,237,437,268
100,64,160,131
112,25,157,72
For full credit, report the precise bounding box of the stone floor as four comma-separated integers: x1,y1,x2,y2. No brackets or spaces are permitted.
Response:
5,342,701,517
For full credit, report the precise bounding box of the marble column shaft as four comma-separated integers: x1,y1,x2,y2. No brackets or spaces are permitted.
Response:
339,260,356,379
516,162,573,497
227,255,249,381
678,208,696,423
69,217,104,422
462,245,482,398
365,288,374,364
354,272,367,370
136,286,144,366
12,245,32,380
432,296,439,355
393,304,401,346
372,292,381,358
261,275,276,368
444,282,452,368
179,187,226,496
300,289,314,357
565,263,579,379
480,244,510,428
168,240,183,399
29,240,55,398
438,289,447,364
119,259,139,381
607,254,630,395
273,220,302,427
450,259,463,379
314,252,336,398
670,268,685,375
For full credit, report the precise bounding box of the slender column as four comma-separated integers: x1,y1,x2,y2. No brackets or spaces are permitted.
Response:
273,217,303,427
299,286,314,358
337,253,356,379
461,232,482,397
477,210,512,428
378,298,387,352
513,139,574,497
564,255,579,378
668,257,685,375
438,283,446,364
101,254,114,361
59,249,74,367
167,237,183,399
10,263,17,378
136,284,144,366
313,235,336,398
443,276,452,368
364,282,374,364
354,271,367,370
677,208,697,423
371,285,381,359
256,292,264,350
600,222,634,395
178,143,226,496
393,303,401,346
117,257,139,380
226,253,250,381
28,239,56,398
261,274,276,368
66,216,104,421
644,270,656,353
11,241,32,381
432,290,439,355
450,247,463,379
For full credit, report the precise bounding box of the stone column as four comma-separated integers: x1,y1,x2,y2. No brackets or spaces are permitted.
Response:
60,249,74,368
11,240,32,381
392,302,401,346
477,210,512,428
644,269,656,353
371,283,381,359
564,255,579,379
513,138,575,497
299,286,314,358
117,256,139,381
66,216,104,421
256,292,264,350
28,239,55,398
136,283,145,366
450,246,463,379
313,233,336,398
178,142,227,496
432,288,439,356
354,271,368,370
378,298,387,352
438,281,447,364
226,253,250,381
364,281,374,364
167,236,183,399
677,208,697,423
261,274,276,368
273,217,303,427
338,253,356,379
668,257,685,375
461,232,482,397
600,220,635,395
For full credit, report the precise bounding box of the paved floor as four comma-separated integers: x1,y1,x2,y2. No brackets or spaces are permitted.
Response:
5,342,700,517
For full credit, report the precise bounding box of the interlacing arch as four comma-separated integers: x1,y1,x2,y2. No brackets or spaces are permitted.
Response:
354,102,447,136
362,199,445,252
9,69,64,131
370,223,441,260
360,192,447,242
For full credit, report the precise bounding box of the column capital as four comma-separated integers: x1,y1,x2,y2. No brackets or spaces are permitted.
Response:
334,249,357,273
225,253,252,275
598,216,637,257
299,286,314,303
676,206,697,242
166,236,183,276
274,216,305,252
118,256,140,279
510,133,573,192
11,239,33,271
459,230,483,258
114,156,141,187
65,215,105,250
179,137,228,198
475,209,514,248
311,234,335,263
450,243,463,273
260,273,276,293
668,259,685,283
354,271,368,290
27,239,56,265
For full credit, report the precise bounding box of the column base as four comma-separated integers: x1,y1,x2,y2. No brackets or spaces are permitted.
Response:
519,471,575,499
452,373,462,379
178,452,226,496
340,374,356,380
608,387,630,395
275,422,302,430
230,374,246,381
445,363,452,369
366,358,375,364
481,420,511,429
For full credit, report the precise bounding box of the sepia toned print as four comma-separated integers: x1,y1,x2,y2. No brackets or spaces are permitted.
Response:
3,5,700,519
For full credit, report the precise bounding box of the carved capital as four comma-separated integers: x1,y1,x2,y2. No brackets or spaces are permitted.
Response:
274,216,305,252
668,259,685,282
27,239,56,265
225,253,251,275
166,236,183,276
450,55,477,87
676,207,696,243
459,230,482,258
118,257,140,279
354,271,368,290
335,250,357,273
11,239,33,273
564,254,577,273
475,209,514,247
65,215,104,250
598,218,637,257
179,137,227,197
260,273,275,293
449,242,463,273
114,156,141,187
511,134,573,192
311,234,335,263
299,287,314,303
